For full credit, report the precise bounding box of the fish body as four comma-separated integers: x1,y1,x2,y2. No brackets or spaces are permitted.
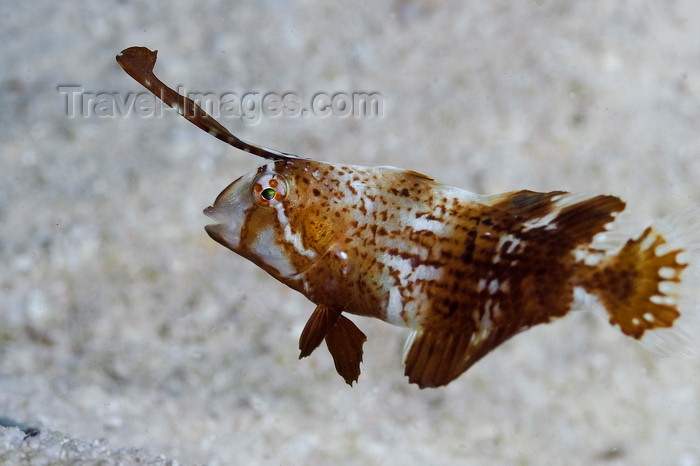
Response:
204,158,684,387
117,47,697,388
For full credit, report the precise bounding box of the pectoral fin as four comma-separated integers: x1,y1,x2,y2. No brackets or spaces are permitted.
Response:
299,304,341,359
325,315,367,386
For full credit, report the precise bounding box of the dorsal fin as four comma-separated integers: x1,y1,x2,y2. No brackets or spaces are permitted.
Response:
489,190,565,219
488,190,625,246
116,46,300,161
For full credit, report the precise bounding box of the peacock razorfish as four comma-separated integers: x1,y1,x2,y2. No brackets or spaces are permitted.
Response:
117,47,699,388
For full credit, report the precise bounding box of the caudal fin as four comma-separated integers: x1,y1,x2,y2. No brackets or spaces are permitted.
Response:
581,210,700,356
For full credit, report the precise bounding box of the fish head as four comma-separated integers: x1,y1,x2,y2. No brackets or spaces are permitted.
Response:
204,159,340,283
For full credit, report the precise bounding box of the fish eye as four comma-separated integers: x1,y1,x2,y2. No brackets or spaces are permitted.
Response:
252,172,287,206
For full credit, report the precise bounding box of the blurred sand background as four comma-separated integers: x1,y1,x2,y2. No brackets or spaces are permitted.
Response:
2,1,700,464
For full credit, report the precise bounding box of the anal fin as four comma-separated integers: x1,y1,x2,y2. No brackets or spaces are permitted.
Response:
404,327,509,388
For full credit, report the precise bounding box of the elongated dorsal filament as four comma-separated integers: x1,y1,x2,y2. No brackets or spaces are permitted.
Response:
116,46,300,161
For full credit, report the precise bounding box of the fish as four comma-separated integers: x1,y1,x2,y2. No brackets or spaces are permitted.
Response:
116,46,699,388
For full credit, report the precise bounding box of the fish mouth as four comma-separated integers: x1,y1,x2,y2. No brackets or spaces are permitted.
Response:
203,204,243,250
203,206,224,242
203,201,239,229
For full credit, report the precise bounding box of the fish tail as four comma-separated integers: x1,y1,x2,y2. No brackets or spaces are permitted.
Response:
579,209,700,356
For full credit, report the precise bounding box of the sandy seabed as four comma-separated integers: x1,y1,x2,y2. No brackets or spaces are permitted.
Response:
2,1,700,464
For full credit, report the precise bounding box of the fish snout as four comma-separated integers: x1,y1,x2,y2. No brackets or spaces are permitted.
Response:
203,194,245,250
